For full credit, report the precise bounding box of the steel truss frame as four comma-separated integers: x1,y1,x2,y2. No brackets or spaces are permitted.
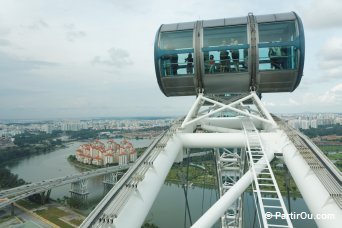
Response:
215,147,245,228
183,92,291,228
81,92,341,228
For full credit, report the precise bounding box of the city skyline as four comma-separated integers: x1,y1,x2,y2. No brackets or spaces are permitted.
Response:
0,0,341,119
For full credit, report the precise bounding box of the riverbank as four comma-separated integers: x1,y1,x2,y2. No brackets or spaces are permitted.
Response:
67,155,99,171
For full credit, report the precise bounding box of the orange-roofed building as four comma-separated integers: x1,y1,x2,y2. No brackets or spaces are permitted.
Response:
74,139,137,166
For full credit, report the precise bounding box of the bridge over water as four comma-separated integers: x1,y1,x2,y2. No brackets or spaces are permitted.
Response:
0,164,131,208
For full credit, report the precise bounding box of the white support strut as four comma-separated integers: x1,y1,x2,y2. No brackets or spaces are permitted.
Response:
179,133,246,148
282,142,342,228
108,135,183,227
192,151,274,228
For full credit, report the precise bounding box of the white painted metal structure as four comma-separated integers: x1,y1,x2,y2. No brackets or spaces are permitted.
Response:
215,147,245,227
81,92,342,228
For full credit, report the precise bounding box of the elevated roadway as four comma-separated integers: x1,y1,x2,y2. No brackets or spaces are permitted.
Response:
0,164,131,208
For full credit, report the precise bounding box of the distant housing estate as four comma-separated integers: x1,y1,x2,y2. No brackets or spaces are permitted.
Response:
280,113,341,130
75,139,137,166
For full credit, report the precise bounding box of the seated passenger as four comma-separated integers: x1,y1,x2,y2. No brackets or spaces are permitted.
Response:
209,55,215,74
220,50,230,72
185,53,194,74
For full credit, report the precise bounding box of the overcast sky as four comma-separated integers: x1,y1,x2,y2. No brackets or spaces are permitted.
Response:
0,0,341,119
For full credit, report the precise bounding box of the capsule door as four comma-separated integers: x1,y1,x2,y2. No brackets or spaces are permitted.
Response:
200,19,251,94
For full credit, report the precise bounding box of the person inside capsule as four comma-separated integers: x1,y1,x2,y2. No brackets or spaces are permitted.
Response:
268,37,289,70
230,38,240,72
185,53,193,74
269,46,287,69
220,40,230,73
161,44,171,76
209,54,215,73
269,46,282,69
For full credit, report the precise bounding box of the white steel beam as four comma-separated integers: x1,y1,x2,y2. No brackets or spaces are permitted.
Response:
192,151,274,228
110,135,183,228
179,133,246,148
282,140,342,228
201,124,243,133
202,117,265,130
181,94,203,128
250,92,277,126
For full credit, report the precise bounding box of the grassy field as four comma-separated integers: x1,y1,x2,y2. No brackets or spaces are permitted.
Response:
0,215,12,224
325,152,342,171
16,199,41,210
319,145,342,153
35,207,73,228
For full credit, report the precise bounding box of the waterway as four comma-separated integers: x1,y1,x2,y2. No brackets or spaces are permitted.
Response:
148,186,317,228
6,139,153,200
6,139,317,227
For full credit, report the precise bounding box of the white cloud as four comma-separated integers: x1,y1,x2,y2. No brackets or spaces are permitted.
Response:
0,39,11,46
92,48,133,68
264,83,342,113
0,26,11,36
318,83,342,104
300,85,342,106
288,98,301,106
319,37,342,62
298,0,342,29
262,101,275,107
27,19,49,30
0,51,57,73
63,23,86,42
317,37,342,80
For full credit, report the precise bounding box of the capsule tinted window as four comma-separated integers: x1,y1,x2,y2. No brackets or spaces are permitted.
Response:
203,26,247,46
258,21,299,71
258,21,296,43
160,30,193,50
203,25,248,73
159,30,194,77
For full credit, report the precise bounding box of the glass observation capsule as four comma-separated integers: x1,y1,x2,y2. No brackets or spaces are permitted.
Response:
154,12,305,96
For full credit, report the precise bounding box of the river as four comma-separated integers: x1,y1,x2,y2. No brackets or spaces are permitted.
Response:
6,140,317,227
6,139,153,200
